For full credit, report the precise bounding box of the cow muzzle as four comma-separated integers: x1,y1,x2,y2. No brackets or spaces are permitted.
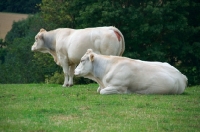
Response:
74,68,81,76
31,45,36,51
74,71,80,76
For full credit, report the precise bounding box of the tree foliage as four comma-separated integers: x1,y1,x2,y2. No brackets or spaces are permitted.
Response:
1,0,199,85
0,39,7,64
0,0,41,14
0,14,60,83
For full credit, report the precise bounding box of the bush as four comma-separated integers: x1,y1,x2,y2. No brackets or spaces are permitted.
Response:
48,71,94,85
48,72,63,84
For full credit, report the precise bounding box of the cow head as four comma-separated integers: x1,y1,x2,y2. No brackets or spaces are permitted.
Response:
31,28,48,53
75,49,94,76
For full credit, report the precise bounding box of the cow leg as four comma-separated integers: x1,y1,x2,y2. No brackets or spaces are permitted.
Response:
68,65,75,87
97,87,102,93
58,54,71,87
63,73,69,87
62,65,70,87
100,86,127,95
84,75,103,93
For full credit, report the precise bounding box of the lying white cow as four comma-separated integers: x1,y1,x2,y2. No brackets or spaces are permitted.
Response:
31,26,125,87
75,49,188,94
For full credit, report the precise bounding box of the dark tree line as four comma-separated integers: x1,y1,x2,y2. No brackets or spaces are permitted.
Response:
0,0,41,14
0,0,199,85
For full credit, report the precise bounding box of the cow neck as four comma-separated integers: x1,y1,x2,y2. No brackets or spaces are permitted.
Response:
92,55,108,80
43,31,58,64
44,31,56,51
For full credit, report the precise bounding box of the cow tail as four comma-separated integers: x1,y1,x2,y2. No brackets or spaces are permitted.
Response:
177,74,188,94
111,26,125,56
182,74,188,88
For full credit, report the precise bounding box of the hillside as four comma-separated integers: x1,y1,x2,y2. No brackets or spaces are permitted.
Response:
0,12,29,40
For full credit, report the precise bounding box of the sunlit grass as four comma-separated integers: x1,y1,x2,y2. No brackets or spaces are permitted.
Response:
0,84,200,131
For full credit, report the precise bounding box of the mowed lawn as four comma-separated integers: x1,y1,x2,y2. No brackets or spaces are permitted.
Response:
0,84,199,132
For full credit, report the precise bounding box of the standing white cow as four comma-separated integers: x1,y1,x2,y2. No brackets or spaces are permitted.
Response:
31,26,125,87
75,49,188,94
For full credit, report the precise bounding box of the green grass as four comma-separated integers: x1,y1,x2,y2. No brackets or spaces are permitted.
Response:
0,84,200,132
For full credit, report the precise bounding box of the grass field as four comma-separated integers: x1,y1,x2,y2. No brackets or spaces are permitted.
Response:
0,84,199,132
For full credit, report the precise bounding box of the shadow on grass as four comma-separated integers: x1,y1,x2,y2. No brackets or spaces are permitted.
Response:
181,92,190,95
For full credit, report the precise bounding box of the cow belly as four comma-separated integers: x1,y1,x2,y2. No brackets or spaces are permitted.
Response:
67,45,96,64
128,73,181,94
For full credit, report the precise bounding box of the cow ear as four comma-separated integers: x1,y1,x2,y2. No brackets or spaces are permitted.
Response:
89,54,94,62
40,28,46,32
38,33,43,39
87,49,93,54
37,29,45,39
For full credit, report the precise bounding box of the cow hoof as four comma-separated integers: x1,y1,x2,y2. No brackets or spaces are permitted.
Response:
62,84,68,87
62,84,73,87
68,84,73,87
